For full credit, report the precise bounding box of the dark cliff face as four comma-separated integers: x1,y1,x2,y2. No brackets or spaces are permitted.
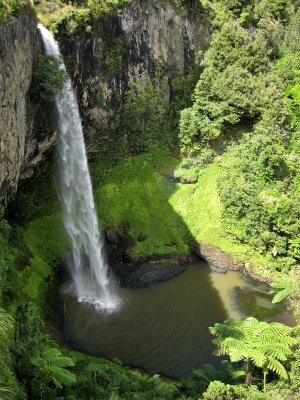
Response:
0,7,56,204
57,1,210,154
0,1,210,202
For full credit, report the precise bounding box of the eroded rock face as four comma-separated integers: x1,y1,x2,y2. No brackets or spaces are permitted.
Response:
58,1,210,153
0,1,210,203
0,7,56,204
194,243,271,283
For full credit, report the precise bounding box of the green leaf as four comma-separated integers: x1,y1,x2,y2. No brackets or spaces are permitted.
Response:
272,287,293,303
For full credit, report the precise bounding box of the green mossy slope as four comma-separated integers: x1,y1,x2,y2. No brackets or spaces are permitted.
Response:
91,151,192,257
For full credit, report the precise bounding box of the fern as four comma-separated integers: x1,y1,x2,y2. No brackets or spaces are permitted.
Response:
267,358,288,379
0,308,13,345
0,385,14,400
194,360,245,384
210,317,296,387
41,348,75,368
272,287,294,303
45,365,77,388
270,276,299,303
32,347,76,389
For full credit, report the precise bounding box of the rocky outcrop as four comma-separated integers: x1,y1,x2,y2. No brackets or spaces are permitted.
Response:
122,262,186,288
57,0,210,153
103,225,198,287
195,243,271,283
0,5,56,204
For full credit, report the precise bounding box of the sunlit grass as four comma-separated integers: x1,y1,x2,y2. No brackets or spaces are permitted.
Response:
169,158,278,279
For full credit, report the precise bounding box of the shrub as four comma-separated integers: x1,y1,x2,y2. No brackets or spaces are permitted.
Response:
203,381,271,400
33,55,68,100
0,0,25,23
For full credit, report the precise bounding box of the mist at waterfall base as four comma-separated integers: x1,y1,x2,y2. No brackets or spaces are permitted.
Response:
37,24,120,311
62,262,293,378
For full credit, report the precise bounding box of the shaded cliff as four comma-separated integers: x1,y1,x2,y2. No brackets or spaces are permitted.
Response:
0,5,56,204
57,0,210,153
0,0,210,201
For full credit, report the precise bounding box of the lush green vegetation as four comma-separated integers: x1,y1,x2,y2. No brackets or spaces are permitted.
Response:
117,80,173,154
0,0,25,22
91,151,192,257
33,55,68,100
33,0,132,33
210,317,296,388
1,0,300,399
178,0,300,278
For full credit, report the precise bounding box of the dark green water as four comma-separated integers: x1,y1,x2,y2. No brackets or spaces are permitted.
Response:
62,262,293,378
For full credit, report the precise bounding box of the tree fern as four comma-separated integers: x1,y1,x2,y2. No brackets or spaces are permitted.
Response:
32,347,76,389
209,317,296,388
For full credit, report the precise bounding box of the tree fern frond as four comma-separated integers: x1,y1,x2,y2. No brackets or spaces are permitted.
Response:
0,308,13,343
41,348,75,367
272,288,294,303
210,320,244,340
192,368,210,382
260,343,293,361
249,349,266,367
0,385,14,400
42,348,62,359
231,369,246,381
219,337,248,355
46,356,75,368
45,365,76,388
267,358,288,379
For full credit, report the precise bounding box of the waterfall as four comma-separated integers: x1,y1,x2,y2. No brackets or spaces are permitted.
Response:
38,24,120,311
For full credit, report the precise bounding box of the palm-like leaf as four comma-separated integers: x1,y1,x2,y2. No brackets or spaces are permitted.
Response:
270,277,298,303
41,348,75,367
0,308,13,345
266,358,288,379
199,360,245,384
192,368,210,382
32,347,76,388
0,386,14,400
45,365,76,388
272,288,294,303
209,317,296,383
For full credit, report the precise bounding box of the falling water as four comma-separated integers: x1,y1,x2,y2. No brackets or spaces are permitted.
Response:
38,24,120,311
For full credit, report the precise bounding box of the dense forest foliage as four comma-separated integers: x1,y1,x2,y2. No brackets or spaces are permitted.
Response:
0,0,300,399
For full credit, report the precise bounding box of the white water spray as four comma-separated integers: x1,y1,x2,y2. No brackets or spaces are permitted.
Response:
38,24,120,311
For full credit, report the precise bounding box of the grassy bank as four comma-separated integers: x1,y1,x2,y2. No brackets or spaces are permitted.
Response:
169,158,279,279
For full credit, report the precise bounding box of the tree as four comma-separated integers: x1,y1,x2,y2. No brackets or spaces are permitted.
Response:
209,317,296,390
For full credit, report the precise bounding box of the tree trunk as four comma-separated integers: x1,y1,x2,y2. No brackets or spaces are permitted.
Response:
263,370,268,392
245,359,254,385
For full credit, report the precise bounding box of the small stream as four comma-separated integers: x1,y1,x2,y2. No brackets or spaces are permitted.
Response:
62,261,293,378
